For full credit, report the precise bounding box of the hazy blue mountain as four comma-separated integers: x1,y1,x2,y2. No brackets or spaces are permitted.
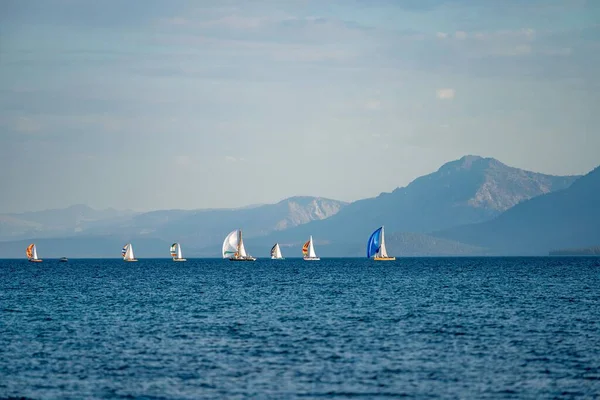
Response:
0,205,136,241
79,196,348,248
434,166,600,255
254,156,580,249
0,197,347,257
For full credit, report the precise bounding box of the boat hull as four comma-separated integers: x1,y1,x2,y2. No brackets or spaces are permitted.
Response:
374,257,396,261
229,257,256,261
172,258,187,262
303,257,320,261
124,259,138,262
28,259,43,263
271,257,284,260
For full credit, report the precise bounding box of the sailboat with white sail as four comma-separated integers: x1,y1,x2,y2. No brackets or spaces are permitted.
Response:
271,243,284,259
122,243,138,262
367,226,395,261
170,242,186,262
222,230,256,261
302,235,320,261
26,243,42,263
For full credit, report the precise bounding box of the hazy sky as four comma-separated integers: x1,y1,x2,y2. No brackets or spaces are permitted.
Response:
1,0,599,212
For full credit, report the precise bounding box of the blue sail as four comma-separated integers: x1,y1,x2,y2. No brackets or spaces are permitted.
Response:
367,227,383,258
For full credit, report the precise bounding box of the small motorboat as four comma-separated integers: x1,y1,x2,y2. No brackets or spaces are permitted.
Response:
59,257,68,262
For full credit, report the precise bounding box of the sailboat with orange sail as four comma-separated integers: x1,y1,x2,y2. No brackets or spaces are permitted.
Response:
302,235,320,261
26,243,42,263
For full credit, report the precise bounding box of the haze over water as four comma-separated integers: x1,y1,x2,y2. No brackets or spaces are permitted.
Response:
1,257,599,399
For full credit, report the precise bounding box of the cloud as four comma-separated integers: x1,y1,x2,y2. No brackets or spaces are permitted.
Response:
455,31,468,40
203,15,264,29
436,88,455,100
436,32,448,39
175,155,193,167
225,155,245,163
162,17,189,26
365,99,381,110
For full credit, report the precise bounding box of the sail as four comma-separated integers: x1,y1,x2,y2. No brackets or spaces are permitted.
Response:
238,230,248,257
302,240,310,256
170,243,178,258
308,236,317,258
271,243,283,259
177,244,183,259
127,244,135,260
367,227,383,258
123,243,135,260
26,244,34,259
222,230,239,258
32,245,38,260
378,227,389,258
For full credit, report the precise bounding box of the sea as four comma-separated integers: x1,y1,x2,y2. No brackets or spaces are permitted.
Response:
1,257,599,399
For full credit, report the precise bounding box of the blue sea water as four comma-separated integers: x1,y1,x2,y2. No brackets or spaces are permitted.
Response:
1,257,599,399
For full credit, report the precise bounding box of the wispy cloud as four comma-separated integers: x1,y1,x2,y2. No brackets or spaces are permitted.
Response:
365,99,381,110
436,88,455,100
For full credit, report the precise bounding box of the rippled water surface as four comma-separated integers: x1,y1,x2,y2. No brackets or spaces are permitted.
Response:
1,257,599,399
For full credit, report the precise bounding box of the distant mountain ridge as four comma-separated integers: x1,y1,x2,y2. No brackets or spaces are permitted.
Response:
434,165,600,255
0,156,588,258
0,204,136,241
0,197,347,252
251,156,580,249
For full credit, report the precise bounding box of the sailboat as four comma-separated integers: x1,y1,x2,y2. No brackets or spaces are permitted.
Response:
367,226,396,261
26,243,42,263
122,243,138,262
170,242,187,262
271,243,284,259
222,230,256,261
302,235,320,261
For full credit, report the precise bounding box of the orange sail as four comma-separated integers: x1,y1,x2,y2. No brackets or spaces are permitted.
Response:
26,244,34,259
302,240,310,256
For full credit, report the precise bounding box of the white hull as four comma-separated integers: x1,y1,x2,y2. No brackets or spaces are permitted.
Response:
271,257,284,260
173,258,187,262
303,257,320,261
124,259,138,262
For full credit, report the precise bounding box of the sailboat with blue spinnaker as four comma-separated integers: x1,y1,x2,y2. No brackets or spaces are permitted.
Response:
367,226,395,261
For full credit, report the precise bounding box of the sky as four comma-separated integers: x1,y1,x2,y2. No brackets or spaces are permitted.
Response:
1,0,599,213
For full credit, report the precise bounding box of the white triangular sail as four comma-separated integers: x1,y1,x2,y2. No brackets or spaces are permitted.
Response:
377,227,389,258
271,243,283,259
32,245,39,260
238,230,248,257
222,230,239,258
171,243,184,259
123,243,135,261
308,236,317,258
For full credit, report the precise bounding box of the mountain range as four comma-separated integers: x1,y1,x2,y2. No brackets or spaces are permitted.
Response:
434,165,600,255
1,155,596,258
